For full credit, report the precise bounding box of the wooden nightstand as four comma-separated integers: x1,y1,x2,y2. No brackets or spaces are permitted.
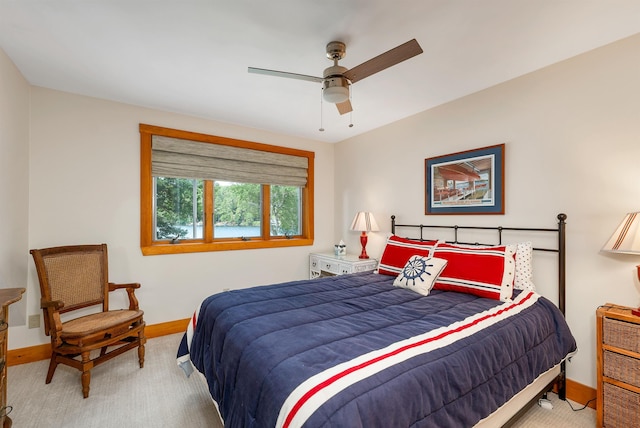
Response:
596,304,640,428
309,252,378,279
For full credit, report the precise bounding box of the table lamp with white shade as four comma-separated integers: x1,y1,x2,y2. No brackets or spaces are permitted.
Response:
602,212,640,316
350,212,379,259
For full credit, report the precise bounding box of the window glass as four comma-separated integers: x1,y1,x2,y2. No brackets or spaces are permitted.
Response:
270,185,302,237
213,181,261,238
154,177,203,241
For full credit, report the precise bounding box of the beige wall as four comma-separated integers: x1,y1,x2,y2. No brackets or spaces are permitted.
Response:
335,33,640,389
5,81,335,349
0,48,30,326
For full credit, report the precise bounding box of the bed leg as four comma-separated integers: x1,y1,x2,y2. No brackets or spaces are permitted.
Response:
557,361,567,401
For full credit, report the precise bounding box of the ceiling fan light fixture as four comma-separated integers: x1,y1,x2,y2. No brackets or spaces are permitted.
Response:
323,77,350,103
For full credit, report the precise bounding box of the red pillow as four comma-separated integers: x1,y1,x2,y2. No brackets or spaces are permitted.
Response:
377,236,439,276
432,242,515,301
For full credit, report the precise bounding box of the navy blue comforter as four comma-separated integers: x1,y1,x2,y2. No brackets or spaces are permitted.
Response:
179,272,576,428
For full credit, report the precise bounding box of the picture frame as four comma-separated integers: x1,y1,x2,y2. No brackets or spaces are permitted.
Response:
425,143,505,215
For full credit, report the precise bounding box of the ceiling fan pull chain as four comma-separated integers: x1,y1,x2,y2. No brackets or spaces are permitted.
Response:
319,88,325,132
349,86,354,128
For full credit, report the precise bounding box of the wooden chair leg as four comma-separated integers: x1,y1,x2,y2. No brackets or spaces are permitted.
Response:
81,351,91,398
138,340,145,368
45,354,58,384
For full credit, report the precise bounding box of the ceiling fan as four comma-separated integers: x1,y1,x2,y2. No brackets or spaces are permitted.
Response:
248,39,423,115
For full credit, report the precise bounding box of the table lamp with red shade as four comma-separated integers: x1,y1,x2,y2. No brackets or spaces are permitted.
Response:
602,212,640,316
350,212,379,259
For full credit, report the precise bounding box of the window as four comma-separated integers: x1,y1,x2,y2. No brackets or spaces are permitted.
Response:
140,124,314,255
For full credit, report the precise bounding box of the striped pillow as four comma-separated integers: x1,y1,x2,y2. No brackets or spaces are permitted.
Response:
377,236,439,276
432,242,516,301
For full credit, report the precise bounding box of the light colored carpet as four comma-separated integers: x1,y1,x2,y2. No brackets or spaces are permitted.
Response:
8,334,221,428
8,334,594,427
511,394,595,428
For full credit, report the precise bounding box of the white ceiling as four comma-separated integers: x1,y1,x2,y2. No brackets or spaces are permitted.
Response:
2,1,640,143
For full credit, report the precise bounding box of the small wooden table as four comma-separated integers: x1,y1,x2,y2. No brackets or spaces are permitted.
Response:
0,288,25,428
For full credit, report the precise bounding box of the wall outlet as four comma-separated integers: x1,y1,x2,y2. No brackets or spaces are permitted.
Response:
28,314,40,329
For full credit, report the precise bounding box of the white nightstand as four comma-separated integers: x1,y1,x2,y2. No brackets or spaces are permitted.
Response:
309,252,378,279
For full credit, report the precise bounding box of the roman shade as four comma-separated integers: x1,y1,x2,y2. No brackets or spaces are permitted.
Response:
151,135,309,187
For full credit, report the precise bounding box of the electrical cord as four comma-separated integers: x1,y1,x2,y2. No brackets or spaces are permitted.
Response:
547,391,596,412
565,396,596,412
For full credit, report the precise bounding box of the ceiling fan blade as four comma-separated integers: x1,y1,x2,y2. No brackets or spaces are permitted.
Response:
336,99,352,115
343,39,423,84
248,67,324,83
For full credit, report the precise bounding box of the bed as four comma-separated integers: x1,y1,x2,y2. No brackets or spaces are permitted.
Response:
177,214,576,427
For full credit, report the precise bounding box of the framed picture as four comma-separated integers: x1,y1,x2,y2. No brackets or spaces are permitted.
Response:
425,144,505,215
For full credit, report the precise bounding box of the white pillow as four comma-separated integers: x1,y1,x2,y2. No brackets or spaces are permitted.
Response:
393,256,448,296
514,241,535,291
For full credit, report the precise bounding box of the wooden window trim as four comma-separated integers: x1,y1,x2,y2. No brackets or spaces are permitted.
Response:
140,124,314,256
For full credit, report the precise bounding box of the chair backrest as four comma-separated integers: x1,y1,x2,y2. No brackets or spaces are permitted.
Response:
30,244,110,315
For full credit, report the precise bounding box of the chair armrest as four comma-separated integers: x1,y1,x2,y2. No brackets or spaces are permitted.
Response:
109,282,141,310
108,282,141,291
41,299,64,311
40,299,64,338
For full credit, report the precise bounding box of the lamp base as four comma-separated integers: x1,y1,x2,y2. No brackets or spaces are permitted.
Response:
359,231,369,259
635,265,640,317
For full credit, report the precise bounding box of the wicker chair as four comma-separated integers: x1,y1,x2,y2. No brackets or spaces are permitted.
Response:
30,244,146,398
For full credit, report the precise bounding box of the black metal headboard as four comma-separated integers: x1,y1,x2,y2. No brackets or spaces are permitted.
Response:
390,213,567,315
390,213,569,402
